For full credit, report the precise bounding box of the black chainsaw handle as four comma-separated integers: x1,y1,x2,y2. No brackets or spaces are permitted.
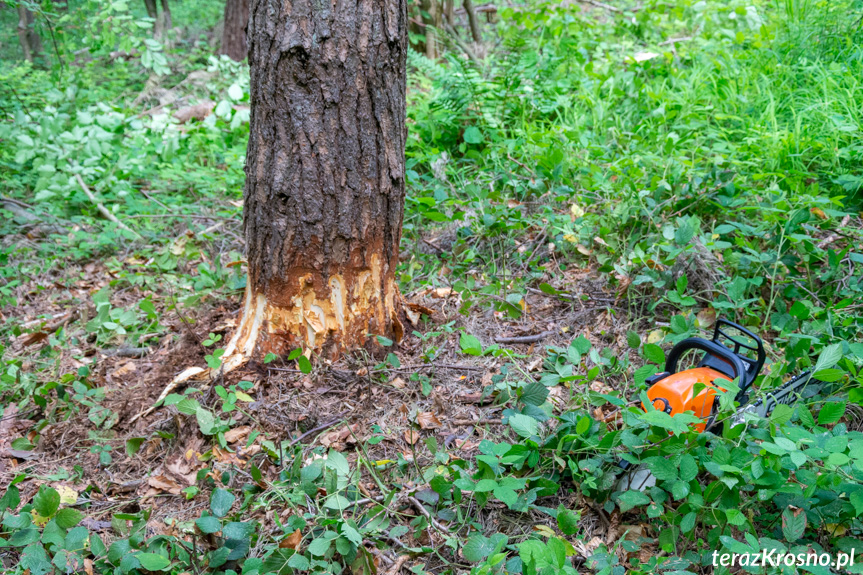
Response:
665,337,749,391
713,319,765,387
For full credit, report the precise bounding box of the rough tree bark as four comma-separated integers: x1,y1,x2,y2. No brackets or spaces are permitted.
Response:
221,0,408,365
221,0,250,62
17,5,42,62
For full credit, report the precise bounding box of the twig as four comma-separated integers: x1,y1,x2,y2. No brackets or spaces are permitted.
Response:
494,330,556,344
101,346,150,358
74,174,142,239
659,36,693,45
817,215,852,249
139,188,172,212
576,0,622,12
407,496,449,533
393,363,484,372
451,418,501,425
287,414,348,447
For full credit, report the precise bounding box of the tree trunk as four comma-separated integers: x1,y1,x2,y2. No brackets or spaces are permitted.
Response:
17,5,42,62
221,0,249,62
143,0,161,37
222,0,408,363
421,0,438,59
463,0,481,43
159,0,173,32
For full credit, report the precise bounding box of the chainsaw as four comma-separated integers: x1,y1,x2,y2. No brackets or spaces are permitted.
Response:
618,319,825,491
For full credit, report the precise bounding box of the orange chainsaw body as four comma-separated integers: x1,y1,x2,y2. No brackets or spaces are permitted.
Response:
643,367,731,432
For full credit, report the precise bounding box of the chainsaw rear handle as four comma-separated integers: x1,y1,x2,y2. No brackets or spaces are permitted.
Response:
664,337,749,393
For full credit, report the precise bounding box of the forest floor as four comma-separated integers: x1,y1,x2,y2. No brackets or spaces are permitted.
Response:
3,0,863,574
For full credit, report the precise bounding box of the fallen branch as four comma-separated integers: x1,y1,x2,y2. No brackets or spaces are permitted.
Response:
451,418,501,425
494,330,556,344
287,414,349,447
102,346,150,358
16,310,78,347
407,496,449,533
659,36,693,46
74,174,142,239
576,0,622,13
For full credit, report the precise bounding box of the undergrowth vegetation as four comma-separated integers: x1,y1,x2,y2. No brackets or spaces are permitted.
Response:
2,0,863,574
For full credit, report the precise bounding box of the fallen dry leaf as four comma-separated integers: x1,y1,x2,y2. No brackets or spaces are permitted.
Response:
416,412,441,430
148,475,182,495
111,362,137,378
224,426,251,444
390,377,406,389
696,307,716,329
404,429,420,445
431,287,452,298
280,528,302,550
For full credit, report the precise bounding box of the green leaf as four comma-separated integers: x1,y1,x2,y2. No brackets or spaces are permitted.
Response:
645,457,678,481
643,343,665,365
679,454,698,482
210,488,236,518
617,490,650,512
850,491,863,516
474,479,498,493
297,355,312,374
196,407,216,435
463,126,483,144
136,552,171,571
196,515,222,534
508,414,539,438
460,333,483,356
639,409,701,436
520,381,549,406
781,507,806,542
813,368,844,382
176,398,200,415
812,343,842,375
308,535,334,556
9,528,41,547
125,437,146,457
818,401,846,425
680,512,696,533
34,486,60,518
463,534,493,562
769,404,793,426
55,508,83,529
375,335,394,346
557,506,580,535
626,331,641,349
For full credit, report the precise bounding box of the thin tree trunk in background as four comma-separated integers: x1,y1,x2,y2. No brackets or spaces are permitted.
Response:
159,0,173,32
221,0,250,62
421,0,437,59
223,0,408,360
443,0,454,24
143,0,161,37
17,5,42,62
463,0,482,43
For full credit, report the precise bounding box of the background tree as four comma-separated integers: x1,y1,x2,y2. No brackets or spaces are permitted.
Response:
16,3,42,62
142,0,172,39
220,0,408,364
220,0,249,62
